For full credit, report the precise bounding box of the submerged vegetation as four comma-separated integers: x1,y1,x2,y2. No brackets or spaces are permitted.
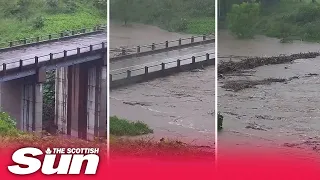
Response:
110,116,154,136
223,0,320,42
0,0,106,43
110,0,214,35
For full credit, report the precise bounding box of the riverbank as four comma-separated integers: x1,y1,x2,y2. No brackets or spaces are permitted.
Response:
0,0,106,44
223,1,320,42
0,111,213,158
110,0,214,35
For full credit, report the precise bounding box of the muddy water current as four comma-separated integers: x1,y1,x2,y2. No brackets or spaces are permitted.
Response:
110,23,214,148
219,30,320,160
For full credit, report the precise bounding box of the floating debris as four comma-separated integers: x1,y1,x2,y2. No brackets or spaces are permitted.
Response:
218,52,320,74
221,78,286,92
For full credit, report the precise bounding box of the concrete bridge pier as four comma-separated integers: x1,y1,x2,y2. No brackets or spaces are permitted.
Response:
0,73,44,133
55,62,107,140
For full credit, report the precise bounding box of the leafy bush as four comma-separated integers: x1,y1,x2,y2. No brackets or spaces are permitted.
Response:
168,18,188,32
46,0,60,13
63,0,78,13
33,16,46,29
293,4,320,25
43,71,55,126
0,111,21,136
227,2,260,38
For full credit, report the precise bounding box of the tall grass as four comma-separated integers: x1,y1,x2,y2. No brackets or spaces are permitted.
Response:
0,0,106,43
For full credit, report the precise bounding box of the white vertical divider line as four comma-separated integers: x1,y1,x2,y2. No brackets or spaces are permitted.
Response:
214,0,219,168
107,0,110,162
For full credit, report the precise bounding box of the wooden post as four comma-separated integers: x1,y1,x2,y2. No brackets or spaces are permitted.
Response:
127,70,131,78
19,60,23,71
35,56,39,67
177,59,181,68
2,63,6,75
145,66,148,75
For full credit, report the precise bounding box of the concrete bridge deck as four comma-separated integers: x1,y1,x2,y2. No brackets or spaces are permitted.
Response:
111,43,215,80
0,32,107,71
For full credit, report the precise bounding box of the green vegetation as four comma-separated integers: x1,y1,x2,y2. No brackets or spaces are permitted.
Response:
0,0,106,43
110,116,154,136
110,0,214,35
223,0,320,42
227,2,260,38
0,111,21,136
256,0,320,42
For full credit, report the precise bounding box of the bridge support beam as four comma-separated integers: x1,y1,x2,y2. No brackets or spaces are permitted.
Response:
55,62,106,140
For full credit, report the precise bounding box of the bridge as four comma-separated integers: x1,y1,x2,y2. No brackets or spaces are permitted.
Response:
0,25,107,140
0,26,214,140
110,35,215,89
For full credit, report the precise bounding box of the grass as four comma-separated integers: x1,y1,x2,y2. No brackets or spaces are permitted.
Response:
110,116,154,136
0,5,106,45
185,17,215,35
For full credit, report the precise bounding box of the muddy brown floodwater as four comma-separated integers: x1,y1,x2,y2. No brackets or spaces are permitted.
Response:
110,23,214,148
218,30,320,160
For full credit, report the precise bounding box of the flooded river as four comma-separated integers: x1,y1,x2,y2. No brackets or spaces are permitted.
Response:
218,30,320,159
110,23,215,147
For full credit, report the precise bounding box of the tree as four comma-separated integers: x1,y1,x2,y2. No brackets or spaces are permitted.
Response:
95,0,107,16
110,0,133,25
227,2,260,38
13,0,35,21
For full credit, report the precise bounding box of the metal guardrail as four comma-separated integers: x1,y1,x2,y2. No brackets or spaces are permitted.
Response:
110,52,215,81
110,52,215,89
110,34,215,58
0,24,106,50
0,41,107,76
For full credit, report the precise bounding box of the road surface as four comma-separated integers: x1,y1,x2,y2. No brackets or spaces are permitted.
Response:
110,43,215,80
0,32,107,70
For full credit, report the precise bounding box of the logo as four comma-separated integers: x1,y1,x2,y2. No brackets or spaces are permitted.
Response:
8,147,100,175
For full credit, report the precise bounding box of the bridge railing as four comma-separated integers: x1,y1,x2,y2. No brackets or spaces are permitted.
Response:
110,34,215,59
0,41,107,74
110,52,215,81
0,24,106,50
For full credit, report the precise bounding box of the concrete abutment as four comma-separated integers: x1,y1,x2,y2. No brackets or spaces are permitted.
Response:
55,62,107,140
0,76,43,133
